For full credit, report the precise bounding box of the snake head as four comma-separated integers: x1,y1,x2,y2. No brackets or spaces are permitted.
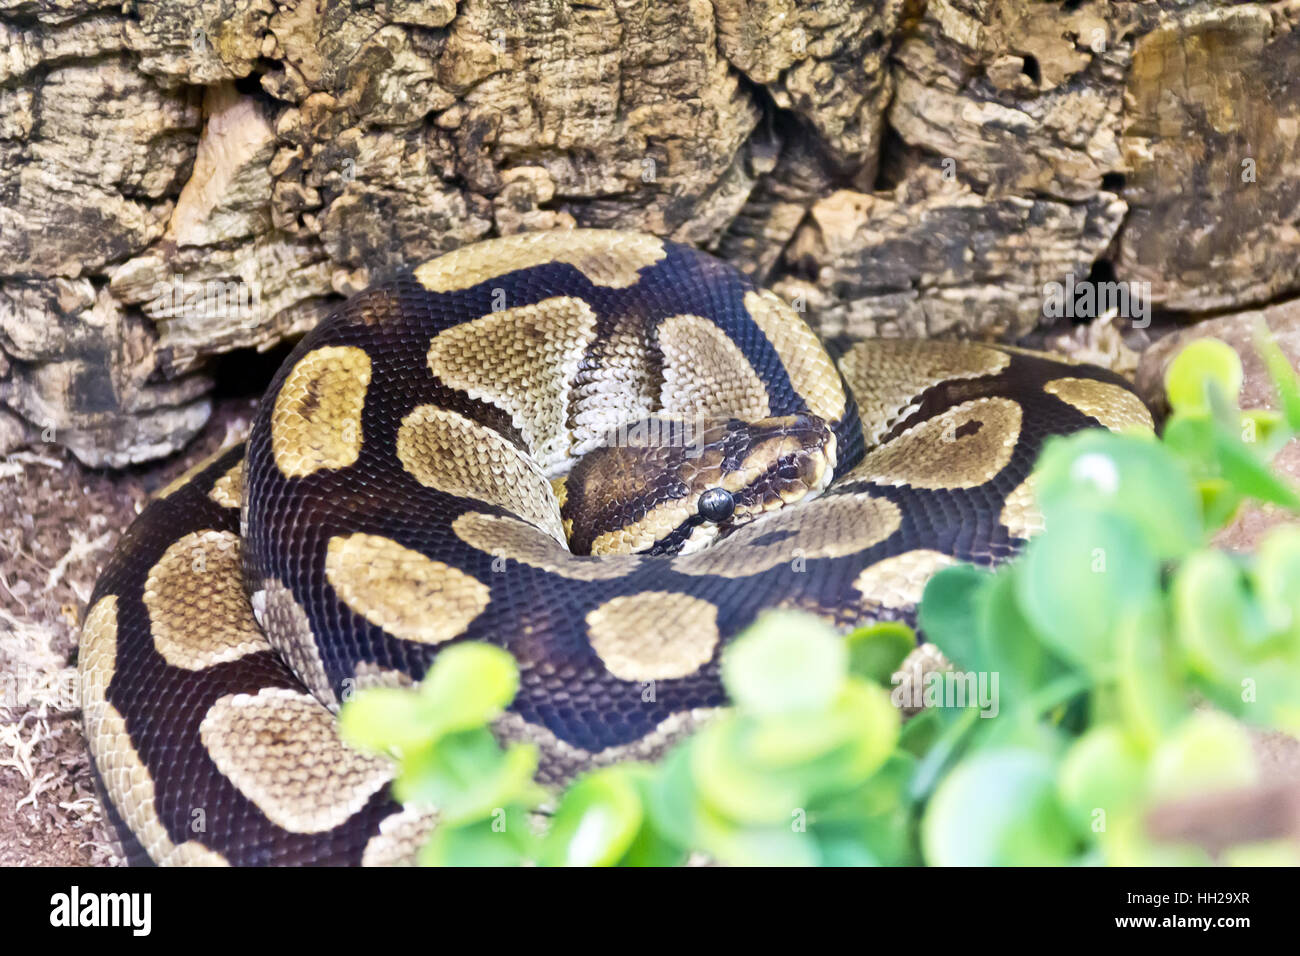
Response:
561,413,837,556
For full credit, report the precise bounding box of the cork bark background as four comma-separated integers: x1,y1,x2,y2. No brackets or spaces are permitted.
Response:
1,0,1299,466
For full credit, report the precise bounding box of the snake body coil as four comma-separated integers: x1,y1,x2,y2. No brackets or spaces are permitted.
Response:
80,230,1153,865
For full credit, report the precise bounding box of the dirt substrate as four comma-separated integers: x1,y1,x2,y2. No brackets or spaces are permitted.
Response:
0,398,255,866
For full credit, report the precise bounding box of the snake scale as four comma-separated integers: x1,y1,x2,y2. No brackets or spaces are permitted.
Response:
80,230,1154,866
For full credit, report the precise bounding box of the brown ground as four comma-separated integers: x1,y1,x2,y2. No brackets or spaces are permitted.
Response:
0,398,256,866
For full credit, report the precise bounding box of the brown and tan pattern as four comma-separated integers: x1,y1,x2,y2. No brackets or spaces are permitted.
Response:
426,297,598,472
260,578,338,710
143,531,270,671
209,460,243,510
1044,377,1156,433
658,313,772,422
397,404,565,543
414,230,666,293
325,533,491,645
199,688,392,833
79,596,118,724
452,512,641,581
361,807,439,867
95,702,232,866
744,289,847,422
80,598,232,868
154,445,242,502
838,340,1011,443
271,346,372,478
999,475,1044,540
848,398,1023,490
674,492,902,578
852,550,959,616
494,709,726,788
586,592,721,681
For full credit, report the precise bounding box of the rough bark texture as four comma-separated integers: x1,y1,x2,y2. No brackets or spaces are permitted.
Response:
3,0,1300,465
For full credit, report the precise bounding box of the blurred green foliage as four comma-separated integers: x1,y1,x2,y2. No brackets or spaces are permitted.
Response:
341,332,1300,866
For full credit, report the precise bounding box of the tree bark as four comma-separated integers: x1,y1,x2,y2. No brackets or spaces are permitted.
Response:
2,0,1299,466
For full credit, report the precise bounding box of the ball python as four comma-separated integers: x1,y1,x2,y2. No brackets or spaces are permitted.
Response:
80,229,1154,866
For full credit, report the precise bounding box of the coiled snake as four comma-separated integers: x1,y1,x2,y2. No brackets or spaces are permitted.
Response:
80,230,1154,865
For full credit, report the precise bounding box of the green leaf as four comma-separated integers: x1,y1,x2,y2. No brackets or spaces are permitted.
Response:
922,748,1080,866
918,564,993,671
1251,525,1300,642
417,642,520,732
1147,711,1258,802
977,565,1074,706
1171,550,1256,682
1114,604,1188,749
394,730,542,823
721,610,847,715
1015,508,1159,672
1254,323,1300,431
338,687,438,755
420,806,535,867
845,621,916,685
540,766,646,866
1034,430,1203,560
1058,723,1148,837
1165,339,1243,416
1210,428,1300,511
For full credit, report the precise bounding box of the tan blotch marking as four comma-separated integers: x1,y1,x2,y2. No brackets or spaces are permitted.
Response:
362,806,440,867
413,229,665,292
325,533,490,645
270,345,371,478
1044,377,1155,432
551,476,569,510
209,459,244,509
847,397,1022,489
658,313,771,422
353,661,417,691
152,445,241,501
674,492,902,578
200,688,392,834
95,703,233,865
426,296,597,472
143,531,270,670
999,474,1043,540
495,708,725,787
79,596,119,720
836,340,1011,444
744,289,846,422
587,496,698,557
453,512,640,581
853,550,958,614
80,596,231,865
397,404,565,543
261,578,338,709
585,592,720,681
566,324,661,457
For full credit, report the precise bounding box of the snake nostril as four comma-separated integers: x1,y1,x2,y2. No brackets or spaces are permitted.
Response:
697,487,735,522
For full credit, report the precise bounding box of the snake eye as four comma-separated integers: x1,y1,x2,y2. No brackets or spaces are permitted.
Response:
697,487,735,523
